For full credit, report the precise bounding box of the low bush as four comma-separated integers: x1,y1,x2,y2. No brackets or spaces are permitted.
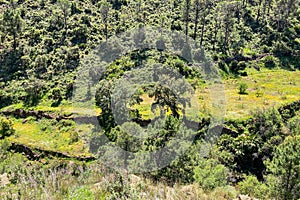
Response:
193,159,229,190
0,117,15,139
238,82,248,94
238,175,270,199
263,55,279,69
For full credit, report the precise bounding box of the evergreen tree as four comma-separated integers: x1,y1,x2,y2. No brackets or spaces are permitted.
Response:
57,0,71,34
266,136,300,200
100,0,112,41
183,0,191,41
1,2,23,51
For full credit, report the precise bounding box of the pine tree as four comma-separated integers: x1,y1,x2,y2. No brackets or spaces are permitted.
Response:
183,0,191,41
266,136,300,200
100,0,111,41
1,2,23,51
57,0,71,34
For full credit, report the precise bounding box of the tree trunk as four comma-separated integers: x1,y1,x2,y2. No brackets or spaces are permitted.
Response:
13,32,17,51
213,19,219,51
200,20,205,47
267,0,271,16
105,23,108,41
236,4,241,23
193,1,200,40
185,16,189,41
224,23,229,53
64,14,67,32
184,0,191,41
286,0,295,17
256,0,263,22
62,13,68,42
262,0,267,22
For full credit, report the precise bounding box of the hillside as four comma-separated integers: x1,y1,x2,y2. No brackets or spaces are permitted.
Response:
0,0,300,199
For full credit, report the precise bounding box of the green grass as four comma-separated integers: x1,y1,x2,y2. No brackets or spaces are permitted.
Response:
8,118,93,157
131,94,157,120
5,69,297,159
224,69,300,119
124,69,300,121
132,93,202,121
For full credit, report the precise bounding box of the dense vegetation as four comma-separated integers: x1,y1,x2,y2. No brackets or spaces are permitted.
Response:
0,0,299,199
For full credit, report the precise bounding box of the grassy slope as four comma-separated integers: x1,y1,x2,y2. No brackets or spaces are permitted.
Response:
135,69,300,121
224,69,300,119
7,118,92,156
3,68,299,156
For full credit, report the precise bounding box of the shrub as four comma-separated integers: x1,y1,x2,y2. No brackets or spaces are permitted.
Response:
229,60,239,72
68,186,95,200
51,88,62,101
69,131,79,144
59,119,75,128
193,159,229,190
263,55,279,69
238,83,248,94
0,90,13,108
39,119,55,133
250,108,283,141
0,117,15,139
238,175,270,199
237,61,247,71
273,41,292,57
0,139,11,159
218,61,230,74
211,186,238,199
23,79,45,106
288,116,300,136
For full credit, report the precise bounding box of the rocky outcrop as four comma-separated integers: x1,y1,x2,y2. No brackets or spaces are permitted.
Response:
0,173,10,187
0,108,98,124
9,142,96,162
1,109,72,121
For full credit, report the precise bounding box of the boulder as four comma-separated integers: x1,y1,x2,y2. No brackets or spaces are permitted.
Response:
238,194,251,200
0,173,10,187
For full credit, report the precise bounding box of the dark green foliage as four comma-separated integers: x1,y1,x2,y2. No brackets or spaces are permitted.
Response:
50,87,63,107
217,133,263,179
266,136,300,200
0,0,299,197
0,2,23,50
249,108,284,142
148,85,181,119
57,0,71,33
23,78,45,106
216,106,299,181
95,80,116,131
0,0,298,104
263,55,279,69
0,88,13,108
